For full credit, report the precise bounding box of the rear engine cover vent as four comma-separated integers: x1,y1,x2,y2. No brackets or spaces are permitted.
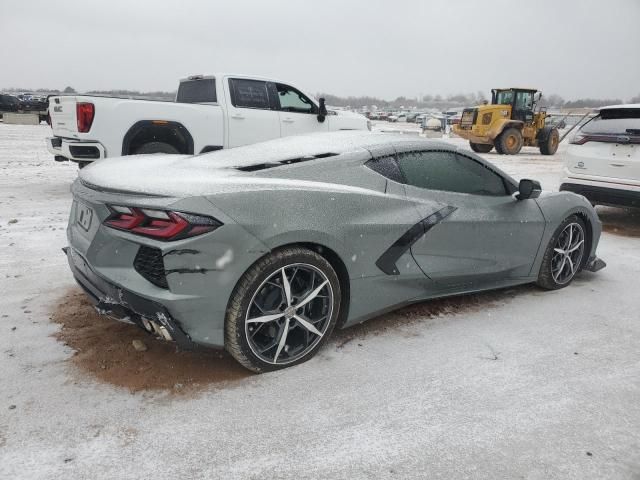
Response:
235,153,337,172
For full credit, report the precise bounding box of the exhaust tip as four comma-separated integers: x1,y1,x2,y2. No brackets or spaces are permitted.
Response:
141,317,154,333
158,326,173,341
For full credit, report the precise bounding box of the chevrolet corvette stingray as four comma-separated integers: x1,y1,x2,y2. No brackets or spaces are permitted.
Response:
64,131,605,372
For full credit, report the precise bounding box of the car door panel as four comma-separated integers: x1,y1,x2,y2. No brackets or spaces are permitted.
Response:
275,83,328,137
407,187,545,287
225,78,280,148
394,149,546,288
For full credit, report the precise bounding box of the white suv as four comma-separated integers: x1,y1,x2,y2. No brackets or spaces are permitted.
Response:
560,104,640,208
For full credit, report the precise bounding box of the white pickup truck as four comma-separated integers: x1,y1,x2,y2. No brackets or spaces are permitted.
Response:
47,73,370,167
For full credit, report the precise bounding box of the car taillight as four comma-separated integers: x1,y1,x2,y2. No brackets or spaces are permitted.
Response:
104,206,221,240
76,102,95,133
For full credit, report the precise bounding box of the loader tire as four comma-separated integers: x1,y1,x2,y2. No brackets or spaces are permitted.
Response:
469,142,493,154
538,127,560,155
496,128,523,155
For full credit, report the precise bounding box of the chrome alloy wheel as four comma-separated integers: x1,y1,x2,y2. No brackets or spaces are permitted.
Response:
245,263,334,365
551,222,585,285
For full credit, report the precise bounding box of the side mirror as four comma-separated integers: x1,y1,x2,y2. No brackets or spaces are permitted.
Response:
517,178,542,200
317,97,328,123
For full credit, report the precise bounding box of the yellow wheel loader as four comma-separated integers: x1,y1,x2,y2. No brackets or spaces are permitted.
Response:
452,88,559,155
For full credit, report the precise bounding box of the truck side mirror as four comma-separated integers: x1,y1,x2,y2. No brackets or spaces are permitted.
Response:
317,97,328,123
517,178,542,200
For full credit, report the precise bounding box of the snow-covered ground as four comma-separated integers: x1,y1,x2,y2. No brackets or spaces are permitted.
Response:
1,124,639,479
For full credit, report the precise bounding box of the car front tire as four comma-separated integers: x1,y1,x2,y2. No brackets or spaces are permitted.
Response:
225,247,341,373
537,215,587,290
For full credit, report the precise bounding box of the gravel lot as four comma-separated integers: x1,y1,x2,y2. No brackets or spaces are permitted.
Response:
1,123,639,479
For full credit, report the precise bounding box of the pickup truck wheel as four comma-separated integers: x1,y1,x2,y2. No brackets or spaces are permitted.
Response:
134,141,180,155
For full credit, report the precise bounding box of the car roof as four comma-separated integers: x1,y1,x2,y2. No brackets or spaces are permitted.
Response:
192,131,454,169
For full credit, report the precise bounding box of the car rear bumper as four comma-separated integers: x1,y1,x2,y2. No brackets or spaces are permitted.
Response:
63,246,196,350
560,181,640,208
47,136,106,163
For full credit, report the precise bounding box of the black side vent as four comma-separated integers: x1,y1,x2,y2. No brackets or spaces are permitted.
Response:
235,153,338,172
134,246,168,289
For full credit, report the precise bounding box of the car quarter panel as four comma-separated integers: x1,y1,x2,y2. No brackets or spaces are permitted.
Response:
530,192,602,275
68,181,271,347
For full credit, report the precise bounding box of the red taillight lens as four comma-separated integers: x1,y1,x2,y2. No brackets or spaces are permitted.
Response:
76,102,95,133
104,206,221,240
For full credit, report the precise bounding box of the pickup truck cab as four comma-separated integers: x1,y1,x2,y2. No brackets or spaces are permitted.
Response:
47,74,370,166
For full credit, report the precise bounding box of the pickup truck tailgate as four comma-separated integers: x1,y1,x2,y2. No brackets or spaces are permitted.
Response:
50,96,78,136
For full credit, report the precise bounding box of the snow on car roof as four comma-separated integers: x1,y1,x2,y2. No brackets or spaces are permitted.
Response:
186,131,451,170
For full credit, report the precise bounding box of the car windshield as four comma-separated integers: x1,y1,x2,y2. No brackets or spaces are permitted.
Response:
580,108,640,135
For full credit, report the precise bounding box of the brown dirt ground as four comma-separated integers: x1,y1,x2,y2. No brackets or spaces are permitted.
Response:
51,289,251,394
52,285,526,394
597,206,640,237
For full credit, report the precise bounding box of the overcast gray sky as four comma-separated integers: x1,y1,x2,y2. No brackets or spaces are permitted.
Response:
1,0,639,100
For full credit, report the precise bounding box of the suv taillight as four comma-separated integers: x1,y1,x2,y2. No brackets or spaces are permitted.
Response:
76,102,95,133
104,206,221,241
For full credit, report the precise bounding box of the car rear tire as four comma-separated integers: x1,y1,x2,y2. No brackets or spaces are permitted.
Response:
538,127,560,155
537,215,587,290
134,141,180,155
225,247,341,373
496,127,523,155
469,142,493,153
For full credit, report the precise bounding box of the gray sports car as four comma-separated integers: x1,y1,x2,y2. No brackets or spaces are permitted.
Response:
65,131,605,372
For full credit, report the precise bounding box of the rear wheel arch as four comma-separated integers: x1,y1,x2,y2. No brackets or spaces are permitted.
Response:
296,242,351,327
122,120,194,155
231,242,351,329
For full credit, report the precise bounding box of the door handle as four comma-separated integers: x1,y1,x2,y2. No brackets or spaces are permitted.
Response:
282,118,294,123
609,163,626,167
231,114,245,120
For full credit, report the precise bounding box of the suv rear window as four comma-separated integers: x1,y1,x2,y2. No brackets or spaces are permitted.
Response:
581,108,640,135
176,78,217,103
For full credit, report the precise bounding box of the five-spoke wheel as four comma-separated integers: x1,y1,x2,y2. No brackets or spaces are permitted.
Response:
551,222,585,285
537,215,588,289
225,247,341,372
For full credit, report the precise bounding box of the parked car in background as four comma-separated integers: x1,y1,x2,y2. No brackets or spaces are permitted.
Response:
47,73,370,167
561,104,640,208
0,94,21,115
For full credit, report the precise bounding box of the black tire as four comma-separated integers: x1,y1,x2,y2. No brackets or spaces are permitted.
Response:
538,127,560,155
537,215,588,290
134,141,180,155
225,247,342,373
496,127,523,155
469,142,493,153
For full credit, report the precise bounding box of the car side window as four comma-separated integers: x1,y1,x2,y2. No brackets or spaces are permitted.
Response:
397,150,507,196
365,155,404,183
275,83,316,114
229,78,272,110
